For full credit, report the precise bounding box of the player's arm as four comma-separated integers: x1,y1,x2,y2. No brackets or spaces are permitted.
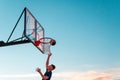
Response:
46,53,52,68
36,68,48,80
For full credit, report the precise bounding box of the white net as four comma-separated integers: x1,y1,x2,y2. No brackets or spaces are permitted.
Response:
40,38,52,54
43,43,51,54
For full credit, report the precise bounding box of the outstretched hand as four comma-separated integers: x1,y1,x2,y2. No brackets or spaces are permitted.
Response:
36,67,41,72
48,53,52,57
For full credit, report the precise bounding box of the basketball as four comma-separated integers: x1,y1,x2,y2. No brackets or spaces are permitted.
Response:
50,39,56,46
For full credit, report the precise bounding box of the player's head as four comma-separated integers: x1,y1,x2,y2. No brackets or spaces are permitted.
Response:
50,39,56,46
51,64,56,70
47,64,56,71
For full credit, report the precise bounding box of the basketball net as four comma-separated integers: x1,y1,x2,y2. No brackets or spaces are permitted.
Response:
35,38,52,54
43,43,51,54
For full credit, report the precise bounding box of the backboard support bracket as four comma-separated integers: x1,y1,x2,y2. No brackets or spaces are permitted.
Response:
0,40,30,47
0,7,31,47
0,7,45,53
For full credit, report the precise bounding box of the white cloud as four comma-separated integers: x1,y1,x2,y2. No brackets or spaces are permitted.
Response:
0,73,38,78
52,68,120,80
0,68,120,80
94,76,111,80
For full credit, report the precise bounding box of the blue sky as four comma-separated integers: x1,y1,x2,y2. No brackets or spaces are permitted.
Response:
0,0,120,80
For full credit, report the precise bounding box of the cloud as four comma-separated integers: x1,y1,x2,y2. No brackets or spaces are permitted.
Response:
0,73,38,78
52,71,105,80
0,68,120,80
52,71,98,80
52,68,120,80
93,74,112,80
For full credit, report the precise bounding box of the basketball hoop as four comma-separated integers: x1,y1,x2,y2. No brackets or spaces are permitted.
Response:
35,37,56,54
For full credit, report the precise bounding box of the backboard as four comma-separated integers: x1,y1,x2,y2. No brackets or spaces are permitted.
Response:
0,7,55,54
24,8,45,53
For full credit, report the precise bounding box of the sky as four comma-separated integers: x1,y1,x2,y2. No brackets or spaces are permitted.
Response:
0,0,120,80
